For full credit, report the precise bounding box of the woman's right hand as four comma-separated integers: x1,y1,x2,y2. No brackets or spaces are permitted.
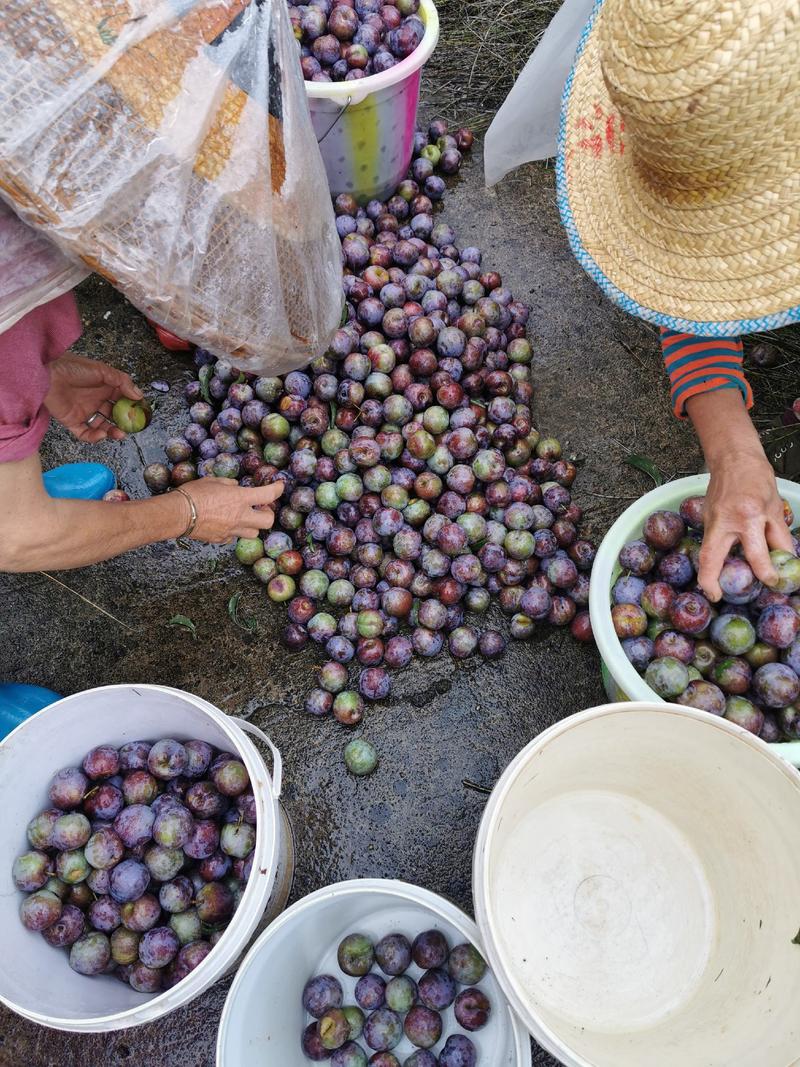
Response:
697,449,793,601
685,389,795,601
178,478,284,542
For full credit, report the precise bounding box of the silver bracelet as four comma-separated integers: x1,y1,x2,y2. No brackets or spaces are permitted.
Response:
171,487,198,539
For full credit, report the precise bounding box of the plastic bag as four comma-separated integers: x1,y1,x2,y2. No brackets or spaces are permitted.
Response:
0,201,87,334
0,0,342,374
484,0,593,186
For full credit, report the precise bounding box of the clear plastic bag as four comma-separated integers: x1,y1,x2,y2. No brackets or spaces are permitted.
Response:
0,201,87,334
0,0,342,373
484,0,594,186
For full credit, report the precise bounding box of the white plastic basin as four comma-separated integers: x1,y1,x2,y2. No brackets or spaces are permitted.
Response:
217,878,532,1065
474,702,800,1066
0,684,286,1032
588,473,800,766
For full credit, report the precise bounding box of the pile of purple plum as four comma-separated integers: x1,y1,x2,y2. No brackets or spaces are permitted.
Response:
302,928,490,1064
290,0,430,82
612,494,800,740
149,120,595,731
12,739,256,993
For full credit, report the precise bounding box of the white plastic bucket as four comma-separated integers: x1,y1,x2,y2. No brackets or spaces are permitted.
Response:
217,877,532,1065
589,473,800,766
305,0,439,202
474,701,800,1067
0,683,288,1032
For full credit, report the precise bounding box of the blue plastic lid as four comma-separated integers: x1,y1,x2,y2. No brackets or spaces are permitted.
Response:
0,683,62,740
43,462,115,500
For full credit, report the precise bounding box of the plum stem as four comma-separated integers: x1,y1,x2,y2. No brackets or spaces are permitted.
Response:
462,778,492,795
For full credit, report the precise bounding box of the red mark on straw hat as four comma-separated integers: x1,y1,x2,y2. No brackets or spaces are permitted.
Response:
605,114,623,153
571,104,625,159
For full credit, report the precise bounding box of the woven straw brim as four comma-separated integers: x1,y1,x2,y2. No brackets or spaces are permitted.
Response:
557,0,800,336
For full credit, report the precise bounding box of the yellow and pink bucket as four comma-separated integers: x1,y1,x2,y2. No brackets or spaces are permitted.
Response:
305,0,439,202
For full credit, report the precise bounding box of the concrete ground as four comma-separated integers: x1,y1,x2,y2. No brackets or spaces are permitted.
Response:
0,113,701,1067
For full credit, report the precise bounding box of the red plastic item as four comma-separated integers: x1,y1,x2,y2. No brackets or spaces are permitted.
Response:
147,318,192,352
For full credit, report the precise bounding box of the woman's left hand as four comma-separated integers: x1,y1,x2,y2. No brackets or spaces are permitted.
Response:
45,355,143,442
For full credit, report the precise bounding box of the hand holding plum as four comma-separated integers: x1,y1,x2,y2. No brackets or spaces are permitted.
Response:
685,389,795,602
177,477,284,543
45,355,144,442
698,449,794,601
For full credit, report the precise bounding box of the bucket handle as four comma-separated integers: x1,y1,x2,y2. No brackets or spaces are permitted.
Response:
233,718,283,799
317,95,353,145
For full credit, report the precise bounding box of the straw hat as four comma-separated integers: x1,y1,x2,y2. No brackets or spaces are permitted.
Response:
557,0,800,336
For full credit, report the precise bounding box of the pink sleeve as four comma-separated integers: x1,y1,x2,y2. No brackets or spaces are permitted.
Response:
0,292,83,462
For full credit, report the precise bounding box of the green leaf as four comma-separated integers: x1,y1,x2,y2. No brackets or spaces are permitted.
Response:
228,592,259,635
329,401,337,429
339,302,348,327
198,364,213,404
168,614,197,639
792,928,800,946
626,454,664,487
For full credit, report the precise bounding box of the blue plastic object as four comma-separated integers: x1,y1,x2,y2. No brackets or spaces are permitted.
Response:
43,462,115,500
0,683,62,740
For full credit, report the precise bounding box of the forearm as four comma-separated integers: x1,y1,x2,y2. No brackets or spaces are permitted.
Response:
0,456,187,572
4,497,188,572
685,388,766,467
664,337,792,600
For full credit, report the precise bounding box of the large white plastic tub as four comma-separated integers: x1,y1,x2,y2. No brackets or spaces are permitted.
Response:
474,701,800,1067
305,0,439,201
0,684,287,1032
217,878,532,1065
589,473,800,766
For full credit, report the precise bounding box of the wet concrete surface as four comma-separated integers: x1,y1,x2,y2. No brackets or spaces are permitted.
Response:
0,127,700,1066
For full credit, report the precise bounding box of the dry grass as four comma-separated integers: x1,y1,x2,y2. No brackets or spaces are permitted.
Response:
745,329,800,477
746,329,800,426
421,0,560,130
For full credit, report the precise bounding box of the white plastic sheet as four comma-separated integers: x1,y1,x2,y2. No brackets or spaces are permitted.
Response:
484,0,593,186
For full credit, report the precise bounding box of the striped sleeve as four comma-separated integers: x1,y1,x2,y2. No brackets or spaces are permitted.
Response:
660,328,753,419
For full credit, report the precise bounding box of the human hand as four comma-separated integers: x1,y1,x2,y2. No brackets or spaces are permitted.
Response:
697,448,795,601
45,355,143,442
177,478,284,543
